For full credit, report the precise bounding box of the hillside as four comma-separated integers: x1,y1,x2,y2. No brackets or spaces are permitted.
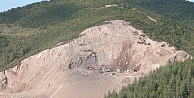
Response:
0,0,194,98
0,0,194,71
0,20,190,98
129,0,194,28
106,59,194,98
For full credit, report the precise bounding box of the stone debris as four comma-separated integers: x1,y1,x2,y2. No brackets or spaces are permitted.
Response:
0,20,191,98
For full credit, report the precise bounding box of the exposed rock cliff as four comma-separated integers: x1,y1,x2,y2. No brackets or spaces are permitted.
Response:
0,20,190,98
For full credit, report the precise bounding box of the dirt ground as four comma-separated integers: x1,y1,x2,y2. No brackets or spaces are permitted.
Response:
0,70,140,98
0,20,189,98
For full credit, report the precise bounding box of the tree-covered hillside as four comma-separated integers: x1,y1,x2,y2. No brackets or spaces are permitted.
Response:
106,59,194,98
0,0,194,97
128,0,194,28
0,0,194,71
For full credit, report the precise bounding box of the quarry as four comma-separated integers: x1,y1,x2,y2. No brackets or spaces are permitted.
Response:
0,20,190,98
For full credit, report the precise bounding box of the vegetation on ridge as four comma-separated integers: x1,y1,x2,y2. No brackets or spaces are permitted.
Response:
129,0,194,28
0,0,194,97
0,0,193,71
106,59,194,98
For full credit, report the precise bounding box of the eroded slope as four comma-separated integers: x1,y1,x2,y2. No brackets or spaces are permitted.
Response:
0,20,190,98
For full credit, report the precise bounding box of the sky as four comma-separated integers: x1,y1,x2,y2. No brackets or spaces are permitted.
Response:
0,0,43,12
0,0,194,12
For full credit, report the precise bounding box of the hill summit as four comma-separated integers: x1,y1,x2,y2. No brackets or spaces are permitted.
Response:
0,20,190,98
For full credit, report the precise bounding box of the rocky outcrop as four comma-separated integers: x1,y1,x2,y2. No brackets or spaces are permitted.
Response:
64,20,190,73
0,20,190,98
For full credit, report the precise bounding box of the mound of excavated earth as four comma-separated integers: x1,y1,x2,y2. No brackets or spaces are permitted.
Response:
0,20,190,98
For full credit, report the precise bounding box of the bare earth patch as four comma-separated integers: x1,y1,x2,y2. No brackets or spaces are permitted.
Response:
0,20,190,98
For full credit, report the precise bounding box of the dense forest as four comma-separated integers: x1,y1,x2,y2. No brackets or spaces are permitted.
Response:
106,59,194,98
129,0,194,28
0,0,194,97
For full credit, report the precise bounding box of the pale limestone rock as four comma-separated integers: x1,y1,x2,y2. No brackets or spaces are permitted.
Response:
0,20,190,98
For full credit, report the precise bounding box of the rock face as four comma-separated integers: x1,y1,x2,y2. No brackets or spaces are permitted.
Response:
0,20,190,98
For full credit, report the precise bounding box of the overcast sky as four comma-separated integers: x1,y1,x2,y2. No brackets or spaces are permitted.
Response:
0,0,194,12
